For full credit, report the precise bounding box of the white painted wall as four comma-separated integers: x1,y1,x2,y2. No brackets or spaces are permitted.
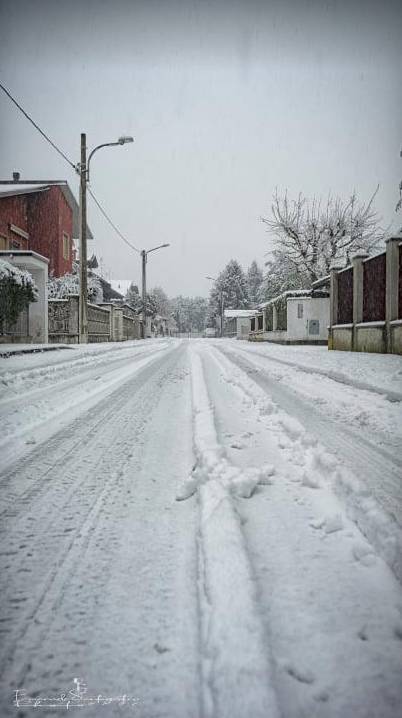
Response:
287,297,329,341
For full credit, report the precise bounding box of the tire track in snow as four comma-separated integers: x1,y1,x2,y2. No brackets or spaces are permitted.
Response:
0,343,172,517
185,345,280,718
0,345,184,690
0,342,175,472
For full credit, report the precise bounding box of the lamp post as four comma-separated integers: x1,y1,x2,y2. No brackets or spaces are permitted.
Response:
141,244,170,338
78,134,133,343
206,275,224,337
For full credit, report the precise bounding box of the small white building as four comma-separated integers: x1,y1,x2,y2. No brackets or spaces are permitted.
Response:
0,250,49,343
223,309,258,339
249,285,329,344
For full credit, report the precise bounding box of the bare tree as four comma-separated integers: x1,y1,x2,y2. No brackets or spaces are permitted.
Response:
261,187,386,284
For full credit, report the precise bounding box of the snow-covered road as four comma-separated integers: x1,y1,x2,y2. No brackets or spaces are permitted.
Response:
1,339,401,717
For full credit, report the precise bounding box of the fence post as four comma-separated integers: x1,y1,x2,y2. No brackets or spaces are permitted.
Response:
69,295,79,339
328,263,343,350
272,304,278,331
385,236,400,353
352,253,368,351
108,305,114,341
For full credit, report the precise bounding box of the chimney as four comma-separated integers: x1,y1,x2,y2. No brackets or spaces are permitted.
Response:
12,172,20,182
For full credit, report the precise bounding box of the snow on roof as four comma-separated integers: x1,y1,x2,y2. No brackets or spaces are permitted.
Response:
109,279,132,296
258,289,312,308
311,274,330,288
0,184,50,198
224,309,257,318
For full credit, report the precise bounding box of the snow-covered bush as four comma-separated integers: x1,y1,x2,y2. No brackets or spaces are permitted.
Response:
0,259,38,333
48,270,103,303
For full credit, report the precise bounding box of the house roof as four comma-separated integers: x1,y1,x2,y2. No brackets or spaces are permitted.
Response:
109,279,133,297
224,309,257,318
0,249,49,265
94,274,124,301
0,183,93,240
258,289,312,308
311,274,330,289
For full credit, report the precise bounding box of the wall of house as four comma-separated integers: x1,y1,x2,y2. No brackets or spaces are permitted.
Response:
287,297,329,341
0,196,29,250
27,187,73,277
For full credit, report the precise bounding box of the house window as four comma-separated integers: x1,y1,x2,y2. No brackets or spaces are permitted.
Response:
297,303,304,319
63,232,70,260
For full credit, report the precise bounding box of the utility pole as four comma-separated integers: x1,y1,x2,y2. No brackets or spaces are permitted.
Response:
140,244,170,339
141,249,147,338
220,291,225,338
79,133,88,343
78,133,133,343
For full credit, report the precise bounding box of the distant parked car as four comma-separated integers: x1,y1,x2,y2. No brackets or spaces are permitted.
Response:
204,327,217,338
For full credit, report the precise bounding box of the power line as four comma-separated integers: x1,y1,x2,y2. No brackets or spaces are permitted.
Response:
88,187,140,254
0,80,76,171
0,80,140,256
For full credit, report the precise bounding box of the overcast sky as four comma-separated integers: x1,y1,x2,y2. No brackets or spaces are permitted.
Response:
0,0,401,297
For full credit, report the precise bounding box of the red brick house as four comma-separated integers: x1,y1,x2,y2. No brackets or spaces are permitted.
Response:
0,183,92,277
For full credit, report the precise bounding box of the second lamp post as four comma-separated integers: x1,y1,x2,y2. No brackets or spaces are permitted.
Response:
141,244,170,338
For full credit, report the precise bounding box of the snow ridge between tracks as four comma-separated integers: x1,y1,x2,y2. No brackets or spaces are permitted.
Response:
183,346,280,718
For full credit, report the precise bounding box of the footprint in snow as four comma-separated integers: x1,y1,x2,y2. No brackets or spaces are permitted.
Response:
154,643,170,654
324,513,343,534
357,625,369,641
302,473,320,489
394,624,402,640
230,442,245,450
352,542,376,566
313,691,330,703
285,662,315,685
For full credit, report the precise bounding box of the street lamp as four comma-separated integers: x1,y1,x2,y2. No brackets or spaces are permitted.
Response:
205,275,224,337
78,133,134,343
141,244,170,338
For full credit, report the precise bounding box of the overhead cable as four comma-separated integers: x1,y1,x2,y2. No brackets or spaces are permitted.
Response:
0,80,77,171
88,188,140,254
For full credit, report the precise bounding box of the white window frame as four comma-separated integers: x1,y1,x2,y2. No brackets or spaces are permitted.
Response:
63,232,70,260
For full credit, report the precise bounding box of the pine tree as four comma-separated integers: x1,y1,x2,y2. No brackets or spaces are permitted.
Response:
125,282,141,311
209,259,249,316
246,260,263,306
